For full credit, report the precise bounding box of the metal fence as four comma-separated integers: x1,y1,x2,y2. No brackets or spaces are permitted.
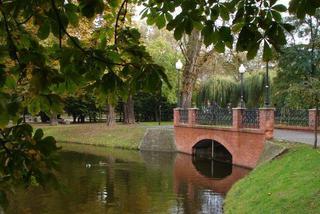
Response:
196,107,233,127
241,109,260,129
179,109,189,124
275,109,309,127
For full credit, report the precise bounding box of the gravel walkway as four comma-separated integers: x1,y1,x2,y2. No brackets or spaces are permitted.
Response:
274,129,319,145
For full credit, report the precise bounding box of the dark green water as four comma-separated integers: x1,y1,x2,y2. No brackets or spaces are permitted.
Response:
7,144,250,214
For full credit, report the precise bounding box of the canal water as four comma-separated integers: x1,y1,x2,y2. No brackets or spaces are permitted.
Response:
6,144,250,214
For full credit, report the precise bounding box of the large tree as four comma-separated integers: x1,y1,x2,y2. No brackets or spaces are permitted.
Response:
0,0,169,203
273,9,320,108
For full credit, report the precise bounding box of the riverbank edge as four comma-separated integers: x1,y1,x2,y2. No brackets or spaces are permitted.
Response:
52,127,176,151
223,140,320,213
35,123,147,150
57,140,141,150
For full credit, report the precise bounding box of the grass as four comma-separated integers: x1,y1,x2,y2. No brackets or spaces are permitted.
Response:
34,122,173,150
139,121,173,126
33,122,173,150
224,144,320,214
34,123,148,150
59,142,144,163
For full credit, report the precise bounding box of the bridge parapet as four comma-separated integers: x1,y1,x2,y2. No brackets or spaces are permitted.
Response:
174,107,275,139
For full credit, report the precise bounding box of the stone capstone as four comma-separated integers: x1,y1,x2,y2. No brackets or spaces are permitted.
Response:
257,141,287,165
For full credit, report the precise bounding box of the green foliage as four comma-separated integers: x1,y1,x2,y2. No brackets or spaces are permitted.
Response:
196,72,270,108
244,71,266,108
273,46,320,108
0,121,60,207
138,0,320,60
64,95,100,122
0,0,170,209
0,0,169,127
289,0,320,19
134,92,175,122
197,76,239,108
272,9,320,108
145,36,182,103
286,78,320,109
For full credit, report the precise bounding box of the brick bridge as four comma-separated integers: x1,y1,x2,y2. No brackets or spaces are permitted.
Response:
173,107,275,168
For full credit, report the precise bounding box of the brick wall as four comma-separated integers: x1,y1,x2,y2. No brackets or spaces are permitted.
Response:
174,126,266,168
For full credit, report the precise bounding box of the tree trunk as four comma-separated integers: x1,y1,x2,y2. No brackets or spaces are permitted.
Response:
50,112,58,126
106,104,116,126
180,30,202,109
123,95,135,124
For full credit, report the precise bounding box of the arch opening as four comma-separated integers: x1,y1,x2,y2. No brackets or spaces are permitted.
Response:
192,139,232,164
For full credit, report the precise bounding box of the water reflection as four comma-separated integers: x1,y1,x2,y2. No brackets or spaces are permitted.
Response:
173,154,250,213
6,144,250,214
192,158,233,179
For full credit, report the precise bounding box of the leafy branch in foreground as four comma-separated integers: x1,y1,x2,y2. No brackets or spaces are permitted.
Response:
139,0,319,61
0,120,60,207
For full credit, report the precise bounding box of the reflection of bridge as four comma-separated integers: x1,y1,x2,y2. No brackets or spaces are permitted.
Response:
173,154,250,213
174,108,275,168
174,154,250,194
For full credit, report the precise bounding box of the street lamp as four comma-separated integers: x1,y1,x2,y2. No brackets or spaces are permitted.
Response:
264,61,270,107
176,59,183,107
239,64,246,108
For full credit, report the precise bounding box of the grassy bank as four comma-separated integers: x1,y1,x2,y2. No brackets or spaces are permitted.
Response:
34,123,149,150
225,144,320,213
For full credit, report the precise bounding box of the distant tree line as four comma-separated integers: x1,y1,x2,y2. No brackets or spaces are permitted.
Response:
36,92,175,124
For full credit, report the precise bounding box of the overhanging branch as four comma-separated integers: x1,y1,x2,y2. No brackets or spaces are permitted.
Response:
114,0,128,46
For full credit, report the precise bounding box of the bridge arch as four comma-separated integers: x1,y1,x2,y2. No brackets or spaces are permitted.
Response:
174,126,266,168
192,138,233,164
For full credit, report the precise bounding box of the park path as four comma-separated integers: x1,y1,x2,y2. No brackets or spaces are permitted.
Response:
274,129,319,145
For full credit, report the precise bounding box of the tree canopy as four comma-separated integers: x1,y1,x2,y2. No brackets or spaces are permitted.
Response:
0,0,169,203
273,9,320,108
140,0,320,61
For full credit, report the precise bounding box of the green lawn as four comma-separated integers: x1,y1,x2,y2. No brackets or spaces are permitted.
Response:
34,123,147,150
139,121,173,126
225,145,320,214
33,122,173,150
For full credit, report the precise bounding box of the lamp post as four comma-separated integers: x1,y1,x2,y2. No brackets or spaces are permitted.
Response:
176,59,183,107
239,64,246,108
158,87,162,126
264,61,270,107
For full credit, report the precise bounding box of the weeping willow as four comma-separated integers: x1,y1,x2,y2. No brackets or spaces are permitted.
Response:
244,71,265,107
196,71,272,108
197,76,239,107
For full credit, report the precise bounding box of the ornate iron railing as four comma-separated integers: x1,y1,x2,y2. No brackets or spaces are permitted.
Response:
196,107,233,127
275,109,309,127
179,109,188,124
241,109,260,129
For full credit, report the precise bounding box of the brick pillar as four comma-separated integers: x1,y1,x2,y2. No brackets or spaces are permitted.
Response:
259,108,275,140
188,108,198,127
309,109,317,129
232,108,245,130
174,108,181,126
